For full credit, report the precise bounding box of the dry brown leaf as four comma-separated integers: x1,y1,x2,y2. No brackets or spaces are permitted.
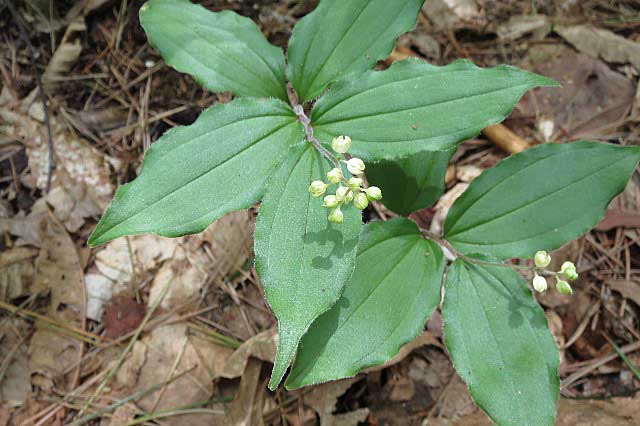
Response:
147,246,207,310
118,323,230,426
87,210,252,319
0,336,30,403
388,373,415,402
521,46,634,140
32,213,84,313
28,317,82,392
0,210,46,247
0,407,10,426
365,332,441,374
608,280,640,307
596,210,640,231
497,14,551,41
225,359,264,426
0,248,35,302
219,328,276,379
304,377,368,426
425,395,640,426
430,184,468,237
556,25,640,70
41,19,86,93
107,404,138,426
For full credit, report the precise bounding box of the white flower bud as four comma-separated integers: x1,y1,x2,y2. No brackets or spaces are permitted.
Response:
331,135,352,154
348,177,363,191
365,186,382,201
346,158,365,175
308,180,328,198
344,190,354,203
323,195,339,208
556,279,573,295
353,192,369,210
532,274,547,293
335,186,349,202
326,167,343,184
328,207,344,224
560,261,578,281
534,251,551,268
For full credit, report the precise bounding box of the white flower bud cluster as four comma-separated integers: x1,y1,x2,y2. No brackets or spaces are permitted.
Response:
530,250,578,295
307,135,383,224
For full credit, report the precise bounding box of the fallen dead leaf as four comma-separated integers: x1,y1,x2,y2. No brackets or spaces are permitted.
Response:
41,18,86,93
304,377,369,426
225,358,264,426
147,246,207,310
219,328,276,379
556,25,640,70
365,331,442,374
425,394,640,426
31,212,84,314
0,331,30,403
608,280,640,308
596,209,640,231
117,323,232,426
103,296,146,339
521,45,634,140
429,183,468,238
497,14,551,41
28,314,82,392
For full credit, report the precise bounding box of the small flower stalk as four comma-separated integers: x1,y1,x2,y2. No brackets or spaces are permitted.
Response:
530,251,578,296
309,136,382,223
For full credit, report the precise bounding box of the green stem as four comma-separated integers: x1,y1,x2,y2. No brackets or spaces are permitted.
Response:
420,228,553,275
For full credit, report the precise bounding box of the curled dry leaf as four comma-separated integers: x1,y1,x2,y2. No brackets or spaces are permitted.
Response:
429,183,469,238
219,328,277,379
304,377,369,426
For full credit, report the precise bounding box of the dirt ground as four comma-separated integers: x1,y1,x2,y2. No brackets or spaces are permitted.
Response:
1,0,640,425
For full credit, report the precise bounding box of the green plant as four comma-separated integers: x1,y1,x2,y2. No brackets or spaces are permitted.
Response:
88,0,640,424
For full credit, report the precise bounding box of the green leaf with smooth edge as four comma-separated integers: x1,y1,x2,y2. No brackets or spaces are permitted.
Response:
366,148,456,215
286,218,444,389
445,141,640,260
254,145,362,390
443,260,559,426
287,0,424,102
88,98,302,246
140,0,287,100
312,59,557,160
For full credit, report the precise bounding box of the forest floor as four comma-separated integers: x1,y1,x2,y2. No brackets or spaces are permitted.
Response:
1,0,640,425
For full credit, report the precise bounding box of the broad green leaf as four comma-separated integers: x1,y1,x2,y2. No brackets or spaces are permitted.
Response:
287,0,424,102
445,141,640,260
286,218,444,388
366,148,456,215
312,59,557,160
254,145,362,390
140,0,287,100
443,260,559,426
88,98,302,246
